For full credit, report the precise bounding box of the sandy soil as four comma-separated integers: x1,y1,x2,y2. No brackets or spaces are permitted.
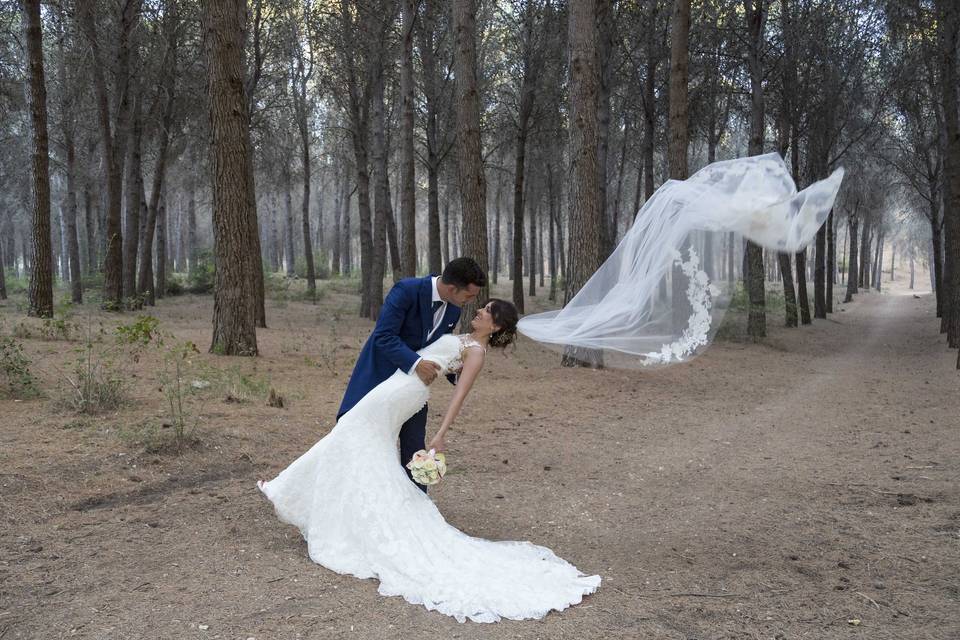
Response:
1,276,957,640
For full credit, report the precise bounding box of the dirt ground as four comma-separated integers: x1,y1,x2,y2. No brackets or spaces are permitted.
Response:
1,274,958,640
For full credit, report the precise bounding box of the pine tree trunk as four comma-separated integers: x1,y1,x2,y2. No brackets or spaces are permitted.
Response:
332,169,343,276
562,0,604,368
139,12,177,305
859,222,871,288
745,0,768,337
83,180,96,275
123,91,144,301
370,65,390,320
528,194,537,297
844,216,859,302
778,252,797,326
936,0,960,349
342,180,352,274
156,192,166,298
512,125,529,312
23,0,53,318
385,193,402,283
55,10,82,304
874,234,884,292
826,210,835,312
492,176,502,284
80,1,138,310
930,201,944,316
442,196,450,268
0,237,6,299
421,0,444,276
548,161,557,302
206,0,259,356
814,223,827,318
399,0,417,277
297,88,316,297
453,0,490,324
796,248,811,324
596,0,614,258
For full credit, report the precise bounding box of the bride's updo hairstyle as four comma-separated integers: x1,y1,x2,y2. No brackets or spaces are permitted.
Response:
486,299,519,350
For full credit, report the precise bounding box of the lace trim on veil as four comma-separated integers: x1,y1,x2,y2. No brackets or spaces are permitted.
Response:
642,247,721,365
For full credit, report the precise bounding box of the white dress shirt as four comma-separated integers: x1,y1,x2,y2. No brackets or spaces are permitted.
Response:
409,276,446,375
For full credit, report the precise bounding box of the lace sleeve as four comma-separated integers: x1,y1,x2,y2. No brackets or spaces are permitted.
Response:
447,335,485,376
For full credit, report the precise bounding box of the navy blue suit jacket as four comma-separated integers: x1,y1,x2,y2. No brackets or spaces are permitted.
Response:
337,276,460,419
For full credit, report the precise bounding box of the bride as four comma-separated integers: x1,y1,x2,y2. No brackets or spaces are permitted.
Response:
257,299,601,623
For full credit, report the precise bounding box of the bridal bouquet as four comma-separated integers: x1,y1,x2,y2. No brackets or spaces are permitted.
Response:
406,449,447,485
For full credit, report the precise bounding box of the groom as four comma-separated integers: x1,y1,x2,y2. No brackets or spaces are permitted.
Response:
338,257,486,490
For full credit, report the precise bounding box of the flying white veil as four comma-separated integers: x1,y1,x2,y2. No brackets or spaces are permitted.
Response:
517,153,845,366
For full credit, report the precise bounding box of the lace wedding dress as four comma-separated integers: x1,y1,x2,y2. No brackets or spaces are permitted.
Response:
258,333,601,623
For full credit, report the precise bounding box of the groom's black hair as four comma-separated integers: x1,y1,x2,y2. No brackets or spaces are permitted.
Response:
441,257,487,289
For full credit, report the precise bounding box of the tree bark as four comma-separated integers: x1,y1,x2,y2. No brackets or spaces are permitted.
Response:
596,0,615,258
826,210,836,311
139,7,178,306
936,0,960,348
205,0,259,356
453,0,490,323
80,0,139,310
420,0,446,276
123,89,144,301
296,74,316,297
930,201,944,316
844,214,859,303
399,0,417,277
23,0,53,318
528,189,537,297
562,0,604,368
744,0,768,337
668,0,692,334
0,236,6,299
370,62,390,319
156,191,167,298
54,8,82,304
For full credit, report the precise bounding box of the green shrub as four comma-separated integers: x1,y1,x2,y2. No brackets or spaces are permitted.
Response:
0,336,40,398
39,300,79,340
294,251,332,280
165,276,186,296
4,271,28,295
188,249,215,294
81,272,105,291
116,315,162,347
61,338,127,414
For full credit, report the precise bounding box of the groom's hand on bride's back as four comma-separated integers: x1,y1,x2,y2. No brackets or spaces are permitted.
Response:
415,360,442,385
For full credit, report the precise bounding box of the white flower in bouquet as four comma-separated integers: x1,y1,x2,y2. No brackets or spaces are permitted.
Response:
406,449,448,485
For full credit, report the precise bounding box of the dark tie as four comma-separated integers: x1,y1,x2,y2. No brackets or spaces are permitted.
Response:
432,300,443,313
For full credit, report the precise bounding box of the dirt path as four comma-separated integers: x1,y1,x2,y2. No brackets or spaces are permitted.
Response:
1,283,957,640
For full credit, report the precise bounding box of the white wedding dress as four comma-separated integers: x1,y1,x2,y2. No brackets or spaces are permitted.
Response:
258,333,601,623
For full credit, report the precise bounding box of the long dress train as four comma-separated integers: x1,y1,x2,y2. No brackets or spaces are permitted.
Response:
258,333,600,623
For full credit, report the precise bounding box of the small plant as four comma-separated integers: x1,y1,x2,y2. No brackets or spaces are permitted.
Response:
116,315,162,348
62,337,127,414
188,249,216,294
39,300,79,341
159,340,202,450
0,336,40,398
12,321,32,339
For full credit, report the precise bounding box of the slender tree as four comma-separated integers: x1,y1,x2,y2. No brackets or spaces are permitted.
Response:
744,0,768,337
399,0,417,277
668,0,691,332
23,0,53,318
